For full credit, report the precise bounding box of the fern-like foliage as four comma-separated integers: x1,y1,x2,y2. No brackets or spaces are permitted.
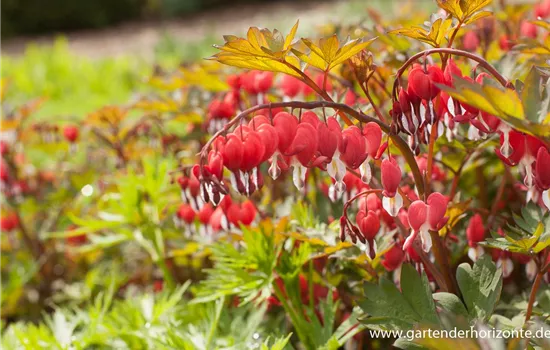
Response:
192,222,282,305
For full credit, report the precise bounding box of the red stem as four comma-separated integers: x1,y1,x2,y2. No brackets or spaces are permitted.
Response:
392,48,509,100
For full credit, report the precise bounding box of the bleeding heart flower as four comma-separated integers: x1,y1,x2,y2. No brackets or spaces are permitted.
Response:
462,31,480,52
273,112,299,154
226,74,241,90
381,158,403,217
317,117,342,160
284,122,318,189
535,0,550,18
241,71,273,95
301,111,320,129
209,207,226,232
250,117,279,163
339,126,367,169
536,147,550,210
279,75,302,98
0,212,19,232
239,131,266,172
496,129,525,166
520,21,538,38
407,66,445,101
227,200,257,227
466,213,485,261
404,192,449,252
219,134,244,172
63,125,79,143
356,209,381,258
206,150,224,180
177,204,196,225
208,99,235,120
254,71,274,94
382,243,405,272
198,203,214,226
443,59,463,86
359,122,382,184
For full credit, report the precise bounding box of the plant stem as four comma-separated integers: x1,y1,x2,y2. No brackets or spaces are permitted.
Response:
442,20,463,70
429,230,459,295
392,48,509,100
425,121,439,198
284,62,354,125
524,271,544,326
273,281,313,349
157,257,176,289
487,169,508,229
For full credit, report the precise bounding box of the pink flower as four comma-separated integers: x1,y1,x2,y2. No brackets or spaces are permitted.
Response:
381,158,403,217
404,192,449,252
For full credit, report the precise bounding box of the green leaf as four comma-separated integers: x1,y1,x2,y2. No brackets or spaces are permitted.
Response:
521,67,543,123
456,255,502,321
359,264,440,330
400,264,440,326
432,292,469,320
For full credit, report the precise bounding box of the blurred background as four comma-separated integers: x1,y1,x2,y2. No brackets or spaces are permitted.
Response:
0,0,426,119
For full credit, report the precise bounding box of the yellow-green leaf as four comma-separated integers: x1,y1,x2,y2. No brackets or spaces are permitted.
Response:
298,36,376,71
284,21,299,50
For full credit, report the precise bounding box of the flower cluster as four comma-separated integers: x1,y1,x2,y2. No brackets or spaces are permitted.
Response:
199,110,385,203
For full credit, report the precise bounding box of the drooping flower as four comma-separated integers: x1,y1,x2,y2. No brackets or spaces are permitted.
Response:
177,204,196,226
284,121,319,189
226,200,257,227
381,243,405,272
466,214,485,261
360,122,382,184
0,212,19,232
381,158,403,216
63,125,79,143
356,208,381,258
404,192,449,252
536,147,550,210
407,65,445,101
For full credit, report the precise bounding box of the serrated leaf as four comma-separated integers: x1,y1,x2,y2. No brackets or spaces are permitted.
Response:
210,24,303,77
464,10,493,25
390,18,453,47
433,292,470,319
520,67,542,123
297,36,376,72
359,264,440,330
456,255,502,321
437,0,493,22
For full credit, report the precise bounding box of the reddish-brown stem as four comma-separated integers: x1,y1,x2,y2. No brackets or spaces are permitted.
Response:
430,230,459,295
342,189,383,220
442,20,463,70
373,72,392,99
414,242,448,291
525,271,544,326
283,62,354,125
487,169,508,229
424,121,439,198
13,208,42,259
449,150,476,198
3,156,44,260
362,76,388,123
392,48,509,100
